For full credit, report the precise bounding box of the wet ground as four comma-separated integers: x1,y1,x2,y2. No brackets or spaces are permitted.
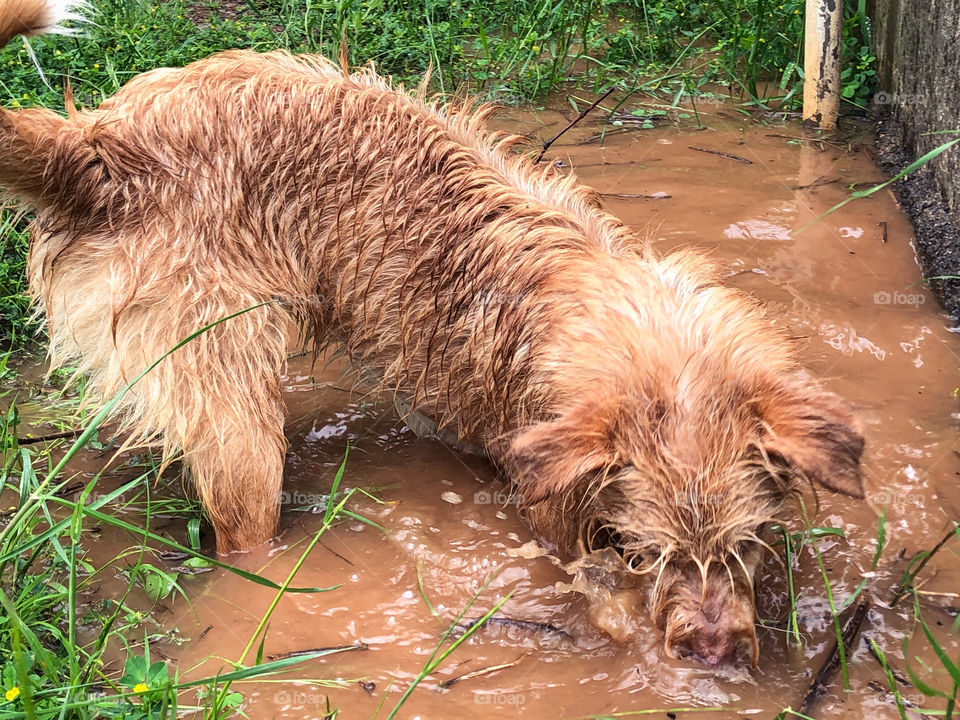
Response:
9,101,960,718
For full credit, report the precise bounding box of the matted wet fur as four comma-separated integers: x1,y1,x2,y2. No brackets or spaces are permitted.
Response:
0,0,865,665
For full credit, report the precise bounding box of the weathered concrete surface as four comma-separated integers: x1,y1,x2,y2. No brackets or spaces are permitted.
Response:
869,0,960,322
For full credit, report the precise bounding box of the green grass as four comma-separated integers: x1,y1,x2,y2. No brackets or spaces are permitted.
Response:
0,0,876,106
0,312,349,719
0,435,349,719
0,399,391,718
0,215,33,348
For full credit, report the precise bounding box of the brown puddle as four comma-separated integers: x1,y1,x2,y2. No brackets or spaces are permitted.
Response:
10,101,960,719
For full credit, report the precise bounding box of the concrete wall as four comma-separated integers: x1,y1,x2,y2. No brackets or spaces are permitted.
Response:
869,0,960,321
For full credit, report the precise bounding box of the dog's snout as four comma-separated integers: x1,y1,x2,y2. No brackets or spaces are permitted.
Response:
666,611,759,667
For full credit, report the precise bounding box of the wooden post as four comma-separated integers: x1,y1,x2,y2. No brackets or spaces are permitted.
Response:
803,0,844,131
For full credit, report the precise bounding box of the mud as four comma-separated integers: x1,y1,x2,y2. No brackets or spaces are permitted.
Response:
9,101,960,719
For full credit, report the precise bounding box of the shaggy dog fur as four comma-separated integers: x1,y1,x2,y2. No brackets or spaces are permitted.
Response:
0,0,865,665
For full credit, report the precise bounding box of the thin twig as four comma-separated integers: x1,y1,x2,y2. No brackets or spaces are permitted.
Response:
16,429,82,445
535,88,615,163
795,175,839,189
688,146,753,164
798,599,871,716
459,616,573,641
891,525,958,608
598,192,672,199
439,656,525,689
320,540,354,566
267,643,368,661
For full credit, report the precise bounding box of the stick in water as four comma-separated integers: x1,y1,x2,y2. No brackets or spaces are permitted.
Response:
535,87,615,164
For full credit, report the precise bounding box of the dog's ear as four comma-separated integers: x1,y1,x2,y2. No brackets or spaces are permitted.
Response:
503,400,616,505
761,388,865,498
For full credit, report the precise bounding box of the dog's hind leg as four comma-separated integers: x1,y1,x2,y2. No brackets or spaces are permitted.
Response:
40,242,294,554
165,305,292,554
87,295,294,555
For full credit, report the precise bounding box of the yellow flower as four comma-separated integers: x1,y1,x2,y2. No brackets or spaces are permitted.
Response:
11,100,20,108
5,687,20,701
532,45,540,52
93,63,100,69
133,683,148,694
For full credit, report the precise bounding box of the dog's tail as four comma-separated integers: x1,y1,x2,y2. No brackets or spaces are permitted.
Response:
0,0,90,206
0,0,84,46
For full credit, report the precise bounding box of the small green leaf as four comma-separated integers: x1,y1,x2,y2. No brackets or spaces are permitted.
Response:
146,660,168,686
222,692,244,708
182,556,213,569
118,655,148,687
137,564,177,601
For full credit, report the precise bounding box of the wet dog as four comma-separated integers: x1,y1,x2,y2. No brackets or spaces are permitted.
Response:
0,0,864,665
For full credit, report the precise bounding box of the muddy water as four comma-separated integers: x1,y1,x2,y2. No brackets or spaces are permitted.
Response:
25,103,960,718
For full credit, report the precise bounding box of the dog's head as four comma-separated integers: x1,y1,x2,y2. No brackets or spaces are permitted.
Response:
504,377,864,666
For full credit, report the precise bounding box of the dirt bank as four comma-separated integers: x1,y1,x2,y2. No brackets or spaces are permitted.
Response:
876,116,960,324
870,0,960,324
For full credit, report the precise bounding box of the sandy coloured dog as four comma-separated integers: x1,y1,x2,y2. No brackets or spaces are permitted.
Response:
0,0,865,665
